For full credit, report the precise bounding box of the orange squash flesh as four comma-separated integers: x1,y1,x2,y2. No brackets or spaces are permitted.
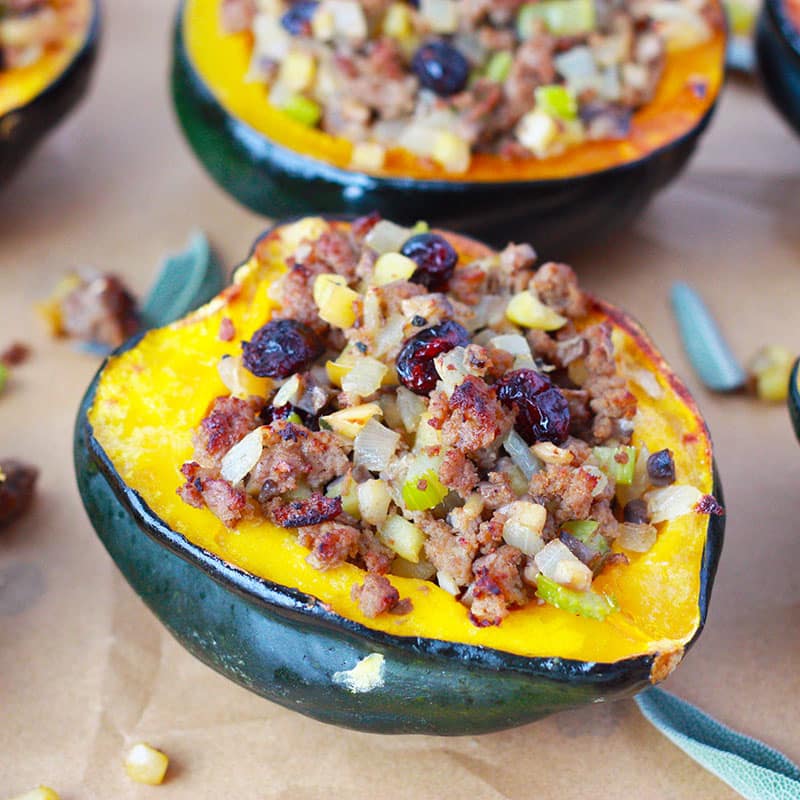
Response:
183,0,725,183
0,0,94,118
88,217,716,666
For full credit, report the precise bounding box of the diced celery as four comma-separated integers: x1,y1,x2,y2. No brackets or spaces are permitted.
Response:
286,411,303,425
410,220,430,234
517,0,595,38
402,454,448,511
283,94,322,127
561,519,609,554
535,84,578,120
536,574,617,620
0,364,7,395
591,445,637,485
561,519,599,538
485,50,513,82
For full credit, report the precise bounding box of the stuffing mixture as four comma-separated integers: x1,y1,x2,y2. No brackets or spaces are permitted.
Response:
220,0,722,172
178,214,721,626
0,1,85,71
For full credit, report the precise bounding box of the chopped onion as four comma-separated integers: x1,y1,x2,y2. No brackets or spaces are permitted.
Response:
357,479,392,526
341,357,387,399
396,387,427,433
534,540,593,592
272,373,302,407
489,334,533,360
434,346,472,396
554,45,600,94
392,556,437,580
373,314,406,359
437,571,460,595
220,427,266,486
644,485,703,524
627,367,664,399
364,220,414,254
503,429,542,480
503,520,546,557
354,418,400,472
617,522,658,553
419,0,459,33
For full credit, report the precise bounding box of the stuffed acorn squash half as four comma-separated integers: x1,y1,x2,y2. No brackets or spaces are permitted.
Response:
172,0,726,249
0,0,99,184
757,0,800,135
789,358,800,441
76,215,724,734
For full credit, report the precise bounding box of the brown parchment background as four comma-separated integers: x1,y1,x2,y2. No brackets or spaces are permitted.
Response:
1,2,799,797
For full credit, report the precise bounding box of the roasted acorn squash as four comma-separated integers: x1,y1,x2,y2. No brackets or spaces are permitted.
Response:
171,0,726,249
0,0,99,184
75,217,724,734
757,0,800,135
790,358,800,441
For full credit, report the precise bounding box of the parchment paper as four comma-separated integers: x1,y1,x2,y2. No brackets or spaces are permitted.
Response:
1,2,798,797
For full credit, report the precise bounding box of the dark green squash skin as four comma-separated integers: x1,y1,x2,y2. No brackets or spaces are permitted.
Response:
756,0,800,136
74,354,725,735
0,1,100,185
170,2,721,252
789,358,800,441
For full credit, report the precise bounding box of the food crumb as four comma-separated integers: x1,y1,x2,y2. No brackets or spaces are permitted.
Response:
38,271,140,349
219,317,236,342
0,342,30,367
0,459,38,528
124,742,169,785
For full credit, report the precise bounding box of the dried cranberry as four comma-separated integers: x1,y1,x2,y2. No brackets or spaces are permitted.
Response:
242,319,322,378
401,233,458,291
647,449,675,486
260,402,320,430
496,369,570,445
280,1,318,35
396,320,470,395
623,498,650,524
411,41,469,97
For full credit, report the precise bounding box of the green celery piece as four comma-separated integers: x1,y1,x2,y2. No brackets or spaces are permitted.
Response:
486,50,513,82
286,412,304,425
0,364,7,395
518,0,595,37
561,519,599,537
411,220,429,234
402,467,448,511
535,85,578,120
283,94,322,127
561,519,609,554
536,574,618,620
592,445,637,485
